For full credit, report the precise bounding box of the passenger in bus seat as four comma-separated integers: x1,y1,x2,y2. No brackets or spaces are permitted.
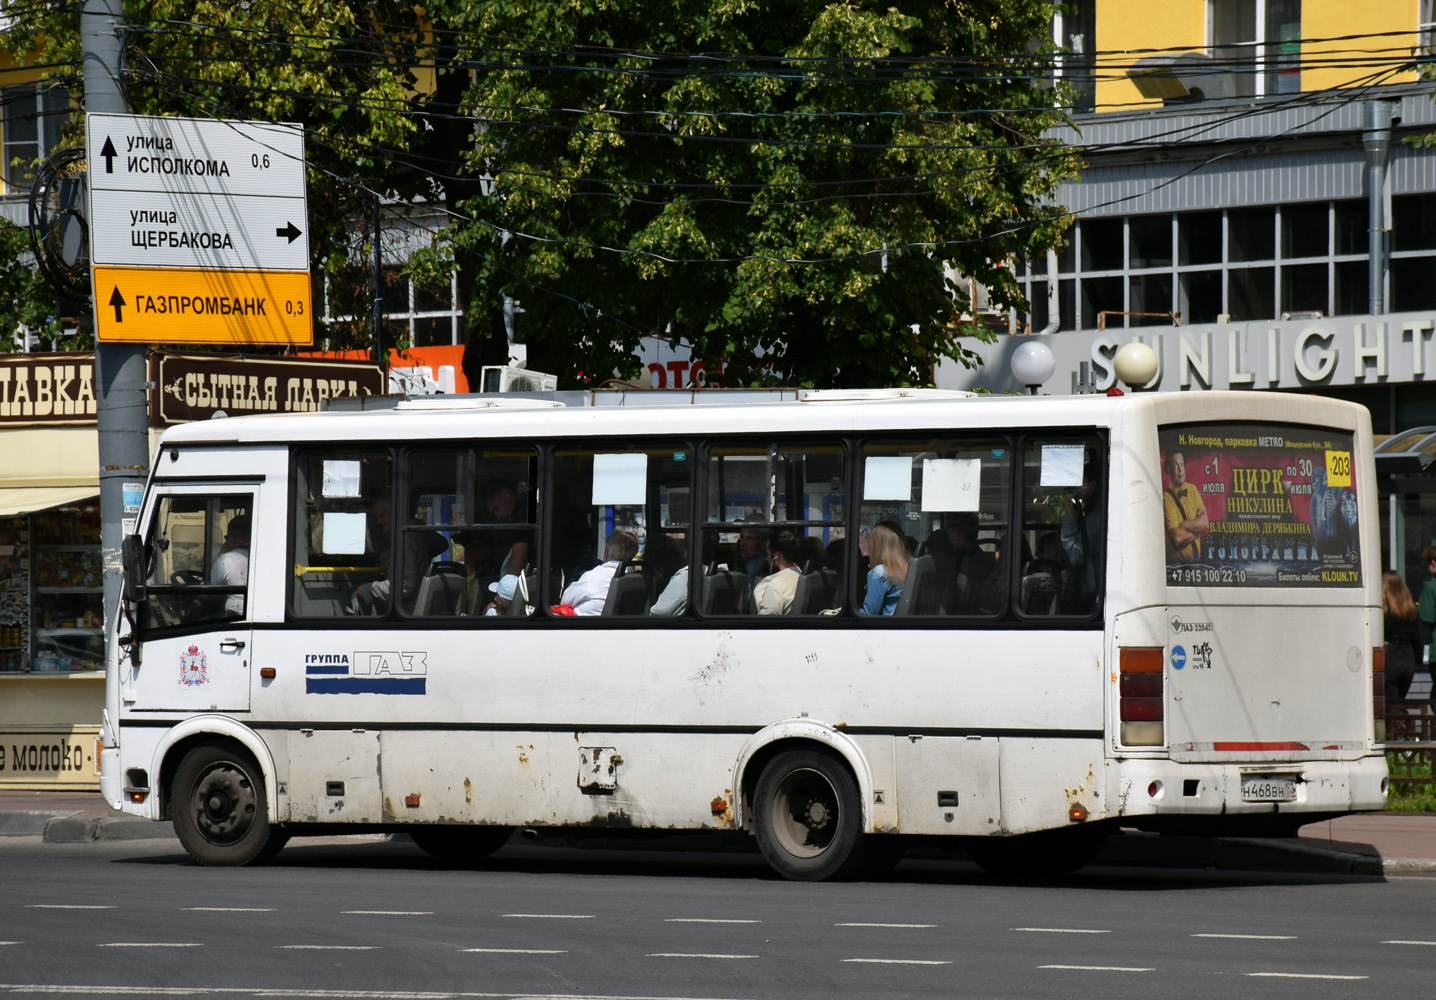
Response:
946,513,996,614
648,533,691,616
354,496,447,612
211,513,250,616
560,530,639,615
754,530,802,615
734,521,771,583
1060,458,1103,614
861,522,908,615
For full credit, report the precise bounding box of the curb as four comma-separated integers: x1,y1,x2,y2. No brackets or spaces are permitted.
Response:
41,815,176,844
0,810,77,838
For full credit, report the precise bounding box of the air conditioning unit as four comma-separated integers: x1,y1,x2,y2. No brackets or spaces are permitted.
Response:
480,365,558,393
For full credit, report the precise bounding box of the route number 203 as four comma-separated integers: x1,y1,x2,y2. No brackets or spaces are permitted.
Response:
1325,450,1352,487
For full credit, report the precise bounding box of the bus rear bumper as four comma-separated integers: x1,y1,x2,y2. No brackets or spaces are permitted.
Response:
1110,755,1388,822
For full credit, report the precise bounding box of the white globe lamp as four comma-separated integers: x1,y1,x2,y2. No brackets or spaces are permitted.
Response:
1010,340,1056,395
1113,342,1159,390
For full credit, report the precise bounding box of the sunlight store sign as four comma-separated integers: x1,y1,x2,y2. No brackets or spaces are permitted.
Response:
936,311,1436,394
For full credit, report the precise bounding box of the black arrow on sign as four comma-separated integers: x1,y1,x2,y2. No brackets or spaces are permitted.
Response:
109,286,126,323
100,137,118,173
276,221,301,243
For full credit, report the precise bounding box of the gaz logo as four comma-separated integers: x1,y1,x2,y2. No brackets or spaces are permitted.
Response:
1171,645,1187,670
304,650,428,694
352,650,427,676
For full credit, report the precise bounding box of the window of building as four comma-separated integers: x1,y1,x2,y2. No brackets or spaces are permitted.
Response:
1022,196,1430,329
1,85,69,195
1208,0,1301,98
1423,0,1436,53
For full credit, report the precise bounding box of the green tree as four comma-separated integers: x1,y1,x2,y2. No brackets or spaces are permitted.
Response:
1,1,1078,386
432,0,1078,387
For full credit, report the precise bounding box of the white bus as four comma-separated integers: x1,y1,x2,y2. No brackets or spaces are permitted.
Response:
102,388,1388,878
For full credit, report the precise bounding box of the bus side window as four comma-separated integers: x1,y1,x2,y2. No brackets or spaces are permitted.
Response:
547,444,692,618
700,442,845,617
290,449,393,619
405,448,538,618
1019,436,1104,618
856,438,1012,617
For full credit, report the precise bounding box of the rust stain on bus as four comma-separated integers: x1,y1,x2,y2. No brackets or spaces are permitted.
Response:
464,777,473,805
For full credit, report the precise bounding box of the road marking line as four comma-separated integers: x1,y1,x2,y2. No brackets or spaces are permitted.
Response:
276,945,380,950
664,919,761,924
1246,973,1368,980
1192,933,1297,940
842,958,951,965
0,943,21,946
501,913,595,919
461,948,569,954
341,911,433,915
27,905,116,910
835,923,936,928
647,953,759,959
182,908,275,913
0,988,755,999
1384,940,1436,946
1013,927,1111,934
97,944,202,948
1039,965,1152,972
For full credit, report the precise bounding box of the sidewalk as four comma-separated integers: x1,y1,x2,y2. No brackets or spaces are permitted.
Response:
1,789,1432,874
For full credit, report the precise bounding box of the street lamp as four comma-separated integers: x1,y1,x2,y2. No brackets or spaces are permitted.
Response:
1010,340,1056,395
1113,342,1159,390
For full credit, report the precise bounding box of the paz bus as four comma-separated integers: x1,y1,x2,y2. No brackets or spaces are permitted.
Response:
101,387,1387,878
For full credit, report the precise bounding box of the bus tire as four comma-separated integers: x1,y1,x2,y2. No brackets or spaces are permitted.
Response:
171,740,283,866
409,825,514,863
753,749,867,881
964,825,1108,879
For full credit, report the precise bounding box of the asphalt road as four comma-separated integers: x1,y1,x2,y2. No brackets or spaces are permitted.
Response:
2,836,1435,999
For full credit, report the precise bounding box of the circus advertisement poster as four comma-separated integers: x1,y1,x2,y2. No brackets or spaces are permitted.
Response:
1157,423,1360,588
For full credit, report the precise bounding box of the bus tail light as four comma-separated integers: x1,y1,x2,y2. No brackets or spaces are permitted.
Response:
1119,647,1164,747
1373,647,1386,743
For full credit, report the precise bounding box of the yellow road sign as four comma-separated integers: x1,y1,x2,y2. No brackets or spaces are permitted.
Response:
93,267,313,345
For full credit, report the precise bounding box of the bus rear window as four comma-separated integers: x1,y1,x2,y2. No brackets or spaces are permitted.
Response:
1158,422,1360,587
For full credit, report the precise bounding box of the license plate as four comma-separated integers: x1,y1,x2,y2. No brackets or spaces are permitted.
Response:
1241,776,1298,802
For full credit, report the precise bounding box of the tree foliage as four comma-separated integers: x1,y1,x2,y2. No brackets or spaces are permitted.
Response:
0,1,1079,387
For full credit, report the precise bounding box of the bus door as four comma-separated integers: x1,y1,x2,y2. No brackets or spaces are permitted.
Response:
130,489,256,713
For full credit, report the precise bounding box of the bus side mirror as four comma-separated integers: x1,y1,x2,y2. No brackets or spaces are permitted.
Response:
121,534,148,605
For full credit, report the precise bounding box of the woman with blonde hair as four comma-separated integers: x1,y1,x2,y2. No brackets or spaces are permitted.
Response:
862,521,910,615
1383,570,1420,701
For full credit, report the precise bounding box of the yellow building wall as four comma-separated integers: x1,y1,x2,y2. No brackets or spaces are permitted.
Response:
1092,1,1421,113
1303,0,1419,92
1095,0,1207,112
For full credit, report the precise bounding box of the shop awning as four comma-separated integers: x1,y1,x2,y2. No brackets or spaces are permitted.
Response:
0,486,99,517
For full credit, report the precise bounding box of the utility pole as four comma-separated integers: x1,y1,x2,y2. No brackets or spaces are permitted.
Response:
84,1,148,750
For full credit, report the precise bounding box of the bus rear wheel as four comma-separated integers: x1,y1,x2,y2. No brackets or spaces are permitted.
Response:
753,750,867,881
171,741,286,866
409,826,514,863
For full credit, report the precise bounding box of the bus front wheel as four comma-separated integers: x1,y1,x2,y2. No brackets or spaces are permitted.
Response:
171,741,286,866
753,750,867,881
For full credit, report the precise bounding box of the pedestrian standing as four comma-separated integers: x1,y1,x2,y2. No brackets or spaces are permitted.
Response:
1418,546,1436,702
1384,570,1421,702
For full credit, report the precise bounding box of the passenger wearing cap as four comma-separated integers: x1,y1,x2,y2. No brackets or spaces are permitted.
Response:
485,573,520,616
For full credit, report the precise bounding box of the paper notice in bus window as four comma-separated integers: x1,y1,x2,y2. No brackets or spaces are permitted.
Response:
592,453,648,505
921,458,980,512
863,457,913,501
321,459,361,498
1039,445,1085,487
1158,422,1360,588
322,512,367,555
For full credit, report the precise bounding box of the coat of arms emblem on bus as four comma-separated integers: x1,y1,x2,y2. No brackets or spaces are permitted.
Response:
179,645,209,686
